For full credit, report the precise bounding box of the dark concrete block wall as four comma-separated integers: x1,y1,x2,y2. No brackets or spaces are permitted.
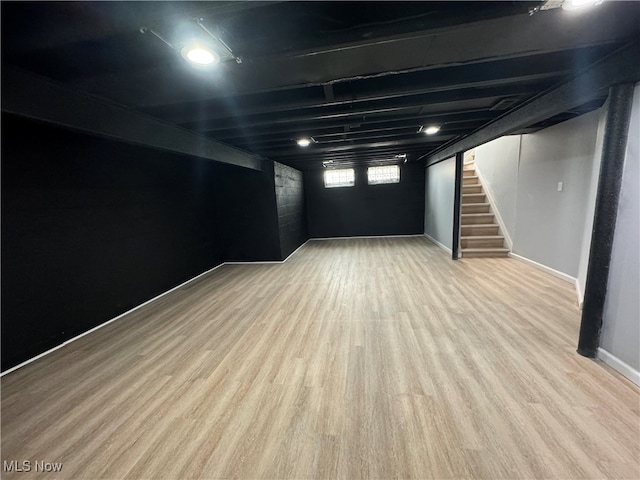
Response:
274,162,309,259
1,114,281,370
305,162,425,238
215,160,281,262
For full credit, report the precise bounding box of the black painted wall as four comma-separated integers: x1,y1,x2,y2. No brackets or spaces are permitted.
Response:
214,161,281,262
305,163,425,238
1,114,281,370
274,162,308,259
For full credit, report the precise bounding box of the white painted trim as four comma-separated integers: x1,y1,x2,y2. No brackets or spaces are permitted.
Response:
508,252,576,284
224,261,282,265
219,239,311,265
1,239,312,377
424,233,453,254
474,164,513,250
597,348,640,386
283,239,310,262
575,279,584,310
310,234,423,241
0,261,226,377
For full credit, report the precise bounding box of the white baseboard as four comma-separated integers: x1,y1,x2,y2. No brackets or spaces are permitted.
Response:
575,279,584,310
423,233,452,254
598,348,640,386
310,234,423,241
226,239,311,265
0,260,227,377
283,239,310,261
1,239,311,377
508,252,576,284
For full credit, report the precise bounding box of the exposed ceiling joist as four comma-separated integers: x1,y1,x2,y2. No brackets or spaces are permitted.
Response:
424,41,640,166
2,1,638,171
212,110,496,141
140,50,586,123
185,84,546,132
55,4,639,108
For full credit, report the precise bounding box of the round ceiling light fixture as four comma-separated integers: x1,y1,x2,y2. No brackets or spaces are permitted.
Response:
297,138,312,147
424,125,441,135
181,44,220,66
562,0,604,10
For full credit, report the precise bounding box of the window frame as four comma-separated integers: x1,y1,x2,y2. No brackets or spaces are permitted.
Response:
367,165,400,185
323,168,356,188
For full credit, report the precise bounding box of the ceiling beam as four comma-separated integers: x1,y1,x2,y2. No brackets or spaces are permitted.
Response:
231,123,481,150
185,84,542,132
142,55,575,123
211,109,496,141
65,3,639,108
2,2,282,56
424,41,640,166
1,67,264,171
281,150,430,164
177,69,565,122
323,84,335,103
270,137,446,158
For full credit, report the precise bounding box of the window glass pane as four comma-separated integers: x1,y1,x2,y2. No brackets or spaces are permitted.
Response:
367,165,400,185
324,168,355,188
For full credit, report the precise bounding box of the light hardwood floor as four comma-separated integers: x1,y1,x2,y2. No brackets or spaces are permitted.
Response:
2,237,639,479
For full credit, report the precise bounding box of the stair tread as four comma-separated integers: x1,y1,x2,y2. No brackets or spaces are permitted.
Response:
461,213,494,217
461,247,510,252
461,235,504,240
461,224,499,228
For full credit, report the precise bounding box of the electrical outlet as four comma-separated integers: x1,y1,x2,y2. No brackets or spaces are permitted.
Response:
557,181,564,192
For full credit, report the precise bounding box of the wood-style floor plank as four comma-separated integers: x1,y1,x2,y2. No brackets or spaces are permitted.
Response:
2,237,639,479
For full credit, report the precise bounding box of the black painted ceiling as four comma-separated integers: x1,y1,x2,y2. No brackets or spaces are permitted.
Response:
2,1,639,170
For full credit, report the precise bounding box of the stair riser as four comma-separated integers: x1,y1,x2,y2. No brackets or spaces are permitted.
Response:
462,204,490,214
463,177,479,185
463,170,475,177
462,194,486,204
463,185,483,194
462,251,509,258
461,225,499,236
462,214,494,225
461,238,505,248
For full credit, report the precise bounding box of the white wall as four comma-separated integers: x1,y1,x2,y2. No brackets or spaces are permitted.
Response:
600,82,640,382
471,94,639,383
475,110,602,287
515,110,601,278
424,157,455,252
474,135,520,248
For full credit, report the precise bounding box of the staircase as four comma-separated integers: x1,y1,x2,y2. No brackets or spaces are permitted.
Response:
461,162,510,258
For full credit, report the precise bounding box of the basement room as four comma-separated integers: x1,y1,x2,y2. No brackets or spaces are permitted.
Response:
2,1,639,479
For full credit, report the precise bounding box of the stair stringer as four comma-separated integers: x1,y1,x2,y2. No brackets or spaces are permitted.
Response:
473,165,514,251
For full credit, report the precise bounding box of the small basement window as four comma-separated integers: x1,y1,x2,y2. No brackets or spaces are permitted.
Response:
324,168,355,188
367,165,400,185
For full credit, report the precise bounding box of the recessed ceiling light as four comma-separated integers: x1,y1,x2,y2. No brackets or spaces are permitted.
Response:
181,45,220,66
562,0,603,10
297,138,312,147
424,126,440,135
